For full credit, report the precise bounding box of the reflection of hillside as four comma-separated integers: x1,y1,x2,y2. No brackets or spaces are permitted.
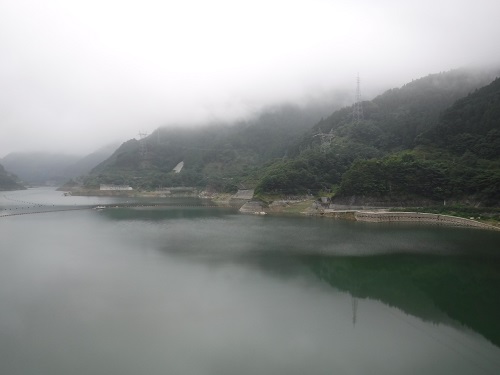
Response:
305,254,500,348
100,206,237,222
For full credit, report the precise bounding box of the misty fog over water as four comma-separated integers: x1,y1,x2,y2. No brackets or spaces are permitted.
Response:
1,188,500,374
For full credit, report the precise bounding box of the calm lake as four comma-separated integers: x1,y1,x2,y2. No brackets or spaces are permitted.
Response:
1,188,500,375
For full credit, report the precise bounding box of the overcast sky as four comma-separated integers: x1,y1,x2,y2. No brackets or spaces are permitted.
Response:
1,0,500,156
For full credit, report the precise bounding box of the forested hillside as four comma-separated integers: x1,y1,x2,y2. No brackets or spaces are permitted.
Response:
81,67,500,206
420,76,500,158
335,76,500,205
65,143,119,180
291,67,500,155
255,68,500,205
84,103,338,191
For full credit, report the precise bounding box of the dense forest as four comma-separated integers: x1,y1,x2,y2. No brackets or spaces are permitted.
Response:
256,68,500,205
82,67,500,206
334,76,500,205
84,103,337,191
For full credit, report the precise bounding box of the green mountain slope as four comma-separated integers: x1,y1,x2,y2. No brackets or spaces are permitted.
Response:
256,68,500,203
420,76,500,158
335,77,500,205
66,143,119,179
84,103,338,191
83,67,499,205
301,67,500,152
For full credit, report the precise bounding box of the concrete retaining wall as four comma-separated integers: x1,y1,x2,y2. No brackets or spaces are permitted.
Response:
323,210,357,220
232,189,255,200
239,201,265,214
354,211,499,230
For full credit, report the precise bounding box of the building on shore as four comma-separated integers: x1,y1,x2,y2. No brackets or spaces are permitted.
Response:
99,184,133,191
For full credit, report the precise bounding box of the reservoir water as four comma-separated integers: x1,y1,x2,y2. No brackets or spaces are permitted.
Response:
1,188,500,375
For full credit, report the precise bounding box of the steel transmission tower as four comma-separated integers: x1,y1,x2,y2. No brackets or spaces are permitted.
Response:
352,74,363,124
138,131,148,159
313,129,335,153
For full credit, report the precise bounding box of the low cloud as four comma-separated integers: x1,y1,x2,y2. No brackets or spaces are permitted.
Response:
1,0,499,156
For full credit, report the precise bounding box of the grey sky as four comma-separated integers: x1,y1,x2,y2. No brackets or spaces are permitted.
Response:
1,0,500,156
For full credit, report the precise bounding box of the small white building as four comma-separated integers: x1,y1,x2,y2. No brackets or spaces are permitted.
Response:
100,184,133,191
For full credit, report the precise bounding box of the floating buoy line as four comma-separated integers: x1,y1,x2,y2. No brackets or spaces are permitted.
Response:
0,196,236,218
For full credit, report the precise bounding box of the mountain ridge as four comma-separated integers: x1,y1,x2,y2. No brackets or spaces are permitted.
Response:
0,163,25,191
71,66,500,206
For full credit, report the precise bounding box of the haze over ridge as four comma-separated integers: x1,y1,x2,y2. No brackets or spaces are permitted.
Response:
1,0,499,156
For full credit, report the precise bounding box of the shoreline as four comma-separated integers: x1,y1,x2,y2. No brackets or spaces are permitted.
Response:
265,200,500,231
61,188,500,231
322,210,500,231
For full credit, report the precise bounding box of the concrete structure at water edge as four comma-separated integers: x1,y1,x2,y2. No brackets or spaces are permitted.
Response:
232,189,254,200
352,211,500,230
239,201,266,215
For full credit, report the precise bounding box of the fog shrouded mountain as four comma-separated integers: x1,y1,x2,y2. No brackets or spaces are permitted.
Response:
1,153,81,186
291,67,500,154
0,163,25,191
258,68,500,205
65,143,120,181
84,101,343,191
2,143,119,186
332,75,500,206
420,75,500,157
79,67,499,205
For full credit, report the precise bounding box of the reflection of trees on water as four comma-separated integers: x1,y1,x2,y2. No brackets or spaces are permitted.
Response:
351,296,358,327
304,254,500,348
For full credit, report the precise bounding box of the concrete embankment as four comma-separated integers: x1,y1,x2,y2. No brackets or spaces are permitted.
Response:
239,201,266,214
320,210,357,221
351,211,500,230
